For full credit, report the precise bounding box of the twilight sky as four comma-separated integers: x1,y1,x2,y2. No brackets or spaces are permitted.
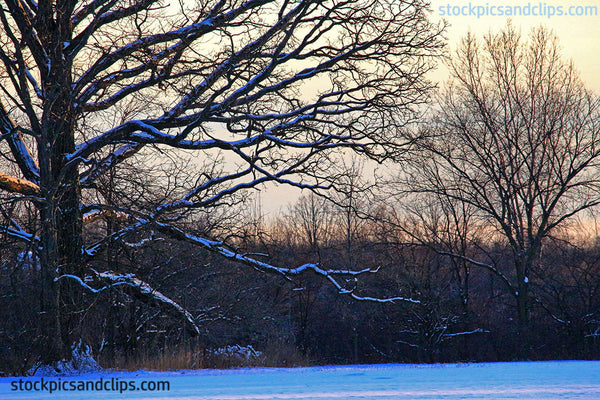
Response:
429,0,600,91
262,0,600,214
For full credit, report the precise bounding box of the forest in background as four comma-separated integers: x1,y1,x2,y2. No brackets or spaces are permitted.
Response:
2,187,600,374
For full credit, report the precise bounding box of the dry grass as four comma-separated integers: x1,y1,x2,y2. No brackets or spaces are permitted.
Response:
99,342,309,371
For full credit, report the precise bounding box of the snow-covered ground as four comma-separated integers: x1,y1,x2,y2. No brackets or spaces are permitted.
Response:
1,361,599,399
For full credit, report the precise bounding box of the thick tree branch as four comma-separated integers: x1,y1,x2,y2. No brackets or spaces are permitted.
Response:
0,172,40,196
55,271,200,336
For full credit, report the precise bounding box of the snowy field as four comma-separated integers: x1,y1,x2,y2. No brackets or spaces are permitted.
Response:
1,361,599,400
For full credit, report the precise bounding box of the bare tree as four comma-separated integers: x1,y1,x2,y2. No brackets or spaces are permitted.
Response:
399,192,483,314
0,0,442,363
271,157,373,266
405,25,600,330
276,193,336,260
329,157,372,268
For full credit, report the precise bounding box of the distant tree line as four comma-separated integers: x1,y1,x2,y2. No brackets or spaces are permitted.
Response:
2,184,600,373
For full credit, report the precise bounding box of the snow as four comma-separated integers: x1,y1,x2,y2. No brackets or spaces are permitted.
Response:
28,342,101,377
1,361,599,399
209,345,262,360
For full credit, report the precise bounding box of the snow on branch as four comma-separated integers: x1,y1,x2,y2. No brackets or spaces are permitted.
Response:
67,120,261,161
148,148,334,217
122,236,163,248
437,251,514,292
442,328,490,338
84,220,146,258
0,101,40,182
74,0,270,97
55,274,127,294
153,221,419,304
56,270,200,336
0,223,36,243
533,297,570,325
79,143,144,186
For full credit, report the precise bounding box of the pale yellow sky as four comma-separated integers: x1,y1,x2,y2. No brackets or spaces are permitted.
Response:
429,0,600,91
263,1,600,215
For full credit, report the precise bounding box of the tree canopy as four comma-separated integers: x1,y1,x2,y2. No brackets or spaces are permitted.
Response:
0,0,443,363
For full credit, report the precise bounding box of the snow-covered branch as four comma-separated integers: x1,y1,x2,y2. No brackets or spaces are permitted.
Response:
56,270,200,336
442,328,490,338
84,220,145,258
83,212,418,304
74,0,274,99
79,143,144,186
437,251,514,293
152,221,420,304
0,223,36,243
0,101,39,183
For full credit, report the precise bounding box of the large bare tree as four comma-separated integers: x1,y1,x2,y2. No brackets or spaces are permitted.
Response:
406,25,600,331
0,0,442,363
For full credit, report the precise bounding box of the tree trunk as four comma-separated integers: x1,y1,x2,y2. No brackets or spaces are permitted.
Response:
37,17,82,362
513,243,541,357
514,258,530,329
37,100,82,363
